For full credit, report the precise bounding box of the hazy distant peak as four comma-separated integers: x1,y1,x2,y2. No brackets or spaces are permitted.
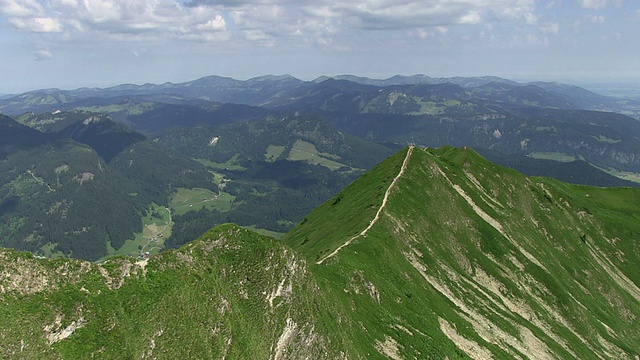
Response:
247,74,299,82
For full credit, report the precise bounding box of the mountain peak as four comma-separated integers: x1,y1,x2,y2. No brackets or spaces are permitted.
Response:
247,74,299,82
284,145,640,358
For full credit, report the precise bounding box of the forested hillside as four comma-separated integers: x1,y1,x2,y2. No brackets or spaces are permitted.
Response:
0,114,212,260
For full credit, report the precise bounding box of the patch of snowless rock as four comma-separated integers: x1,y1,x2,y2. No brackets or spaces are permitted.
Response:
272,318,297,360
44,315,85,344
374,335,403,360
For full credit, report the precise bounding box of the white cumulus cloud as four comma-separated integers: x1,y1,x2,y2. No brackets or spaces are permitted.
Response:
196,15,226,31
9,17,63,32
459,10,483,25
189,0,537,31
579,0,609,9
34,48,54,61
540,22,559,35
0,0,43,17
0,0,540,45
1,0,229,41
0,0,588,50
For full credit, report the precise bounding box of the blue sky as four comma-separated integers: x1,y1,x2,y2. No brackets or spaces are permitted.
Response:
0,0,638,93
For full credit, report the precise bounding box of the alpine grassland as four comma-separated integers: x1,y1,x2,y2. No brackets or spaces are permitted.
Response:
284,146,640,359
0,225,348,359
1,146,639,358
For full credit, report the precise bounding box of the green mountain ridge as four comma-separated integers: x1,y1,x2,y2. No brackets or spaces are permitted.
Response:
0,225,348,358
286,145,640,358
2,146,639,358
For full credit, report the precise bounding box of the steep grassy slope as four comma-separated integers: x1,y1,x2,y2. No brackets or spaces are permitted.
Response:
285,146,640,359
0,224,349,359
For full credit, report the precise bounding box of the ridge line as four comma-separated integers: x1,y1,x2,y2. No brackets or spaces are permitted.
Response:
316,145,415,265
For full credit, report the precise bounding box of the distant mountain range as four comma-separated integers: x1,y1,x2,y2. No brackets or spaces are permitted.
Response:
5,73,640,172
2,74,640,117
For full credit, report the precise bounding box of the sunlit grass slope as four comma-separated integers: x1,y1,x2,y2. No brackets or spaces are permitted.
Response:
0,225,350,359
285,145,640,359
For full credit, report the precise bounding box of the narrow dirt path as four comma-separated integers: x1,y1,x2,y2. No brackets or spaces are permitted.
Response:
27,170,55,192
316,145,414,265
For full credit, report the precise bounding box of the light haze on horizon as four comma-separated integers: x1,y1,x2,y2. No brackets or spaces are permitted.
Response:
0,0,639,94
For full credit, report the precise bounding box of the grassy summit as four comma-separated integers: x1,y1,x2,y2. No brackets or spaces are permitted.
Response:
285,145,640,358
2,146,640,358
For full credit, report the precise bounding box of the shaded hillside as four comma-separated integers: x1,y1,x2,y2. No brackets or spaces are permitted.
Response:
124,102,270,134
0,139,142,259
157,113,392,169
476,148,640,188
470,82,574,109
0,113,213,261
532,81,640,118
15,100,271,136
14,111,147,163
0,114,48,159
56,115,146,163
315,105,640,173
